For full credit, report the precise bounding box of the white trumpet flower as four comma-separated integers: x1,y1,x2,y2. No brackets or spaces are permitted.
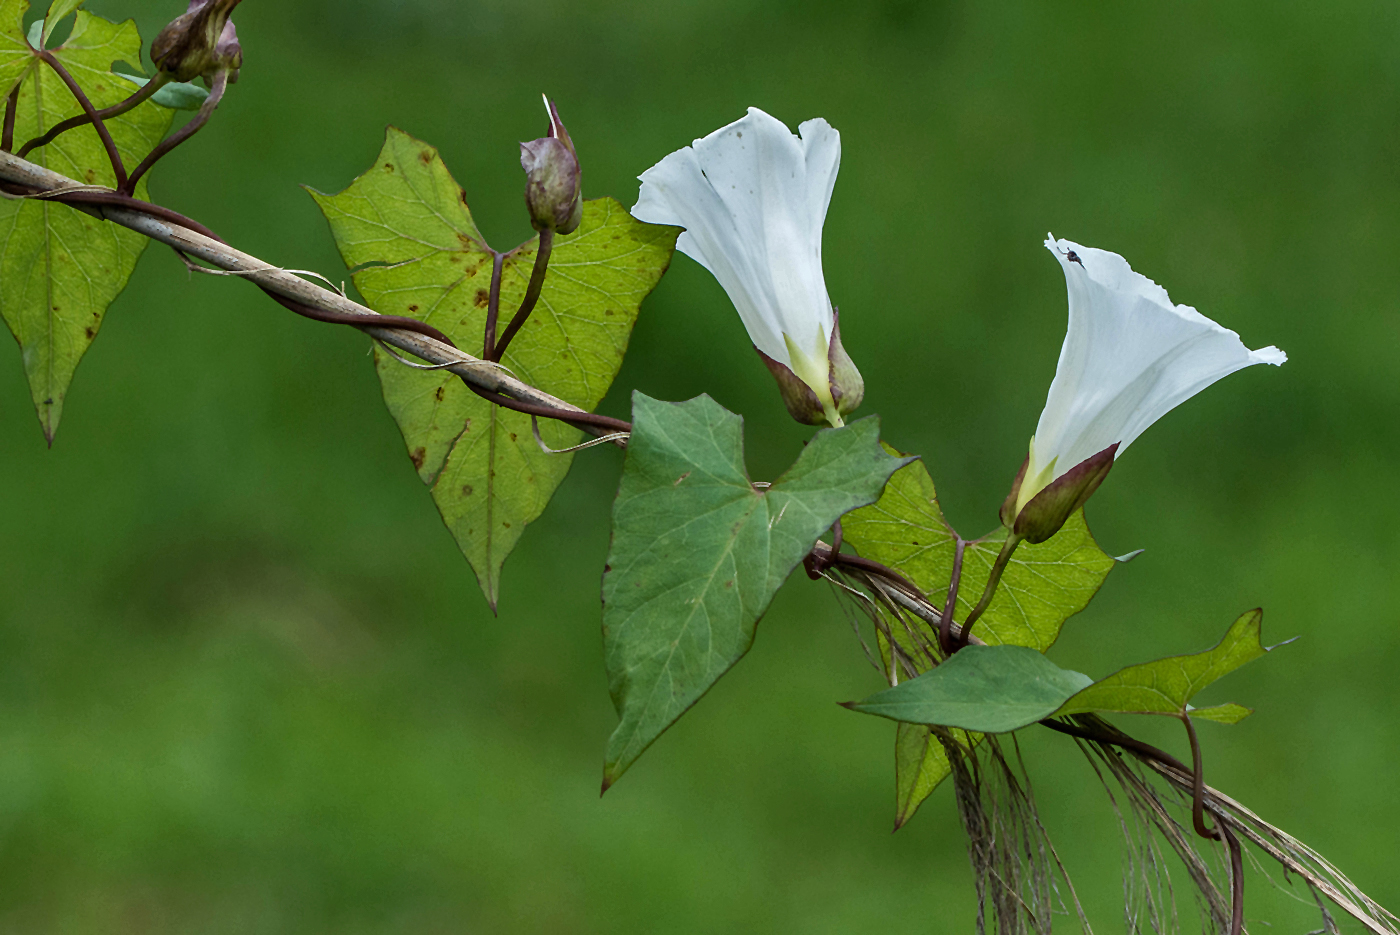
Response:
1005,235,1286,541
631,107,861,427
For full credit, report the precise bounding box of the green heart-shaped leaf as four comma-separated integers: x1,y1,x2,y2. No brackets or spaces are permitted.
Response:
842,454,1117,652
601,394,910,788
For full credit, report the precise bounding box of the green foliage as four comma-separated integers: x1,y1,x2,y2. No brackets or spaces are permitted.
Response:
874,616,977,826
843,454,1116,652
1057,609,1273,723
41,1,82,47
893,722,978,830
844,452,1117,817
849,611,1275,736
843,645,1093,733
115,73,209,110
601,394,909,788
0,6,172,442
310,128,677,608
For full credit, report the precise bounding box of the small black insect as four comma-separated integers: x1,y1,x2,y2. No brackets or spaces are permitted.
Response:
1065,250,1085,268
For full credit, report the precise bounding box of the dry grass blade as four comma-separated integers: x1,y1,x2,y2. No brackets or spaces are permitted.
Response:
944,734,1090,935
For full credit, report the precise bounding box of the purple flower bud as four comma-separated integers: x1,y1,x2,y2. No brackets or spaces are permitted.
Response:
151,0,243,84
520,96,582,235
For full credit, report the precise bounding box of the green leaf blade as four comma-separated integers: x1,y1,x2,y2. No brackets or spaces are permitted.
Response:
42,0,82,45
843,455,1116,651
601,395,908,788
1188,703,1254,725
310,128,678,607
0,8,173,441
0,0,34,91
844,645,1093,734
893,723,979,829
1056,609,1272,720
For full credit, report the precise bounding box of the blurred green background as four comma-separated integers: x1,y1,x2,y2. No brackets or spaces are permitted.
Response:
0,0,1395,931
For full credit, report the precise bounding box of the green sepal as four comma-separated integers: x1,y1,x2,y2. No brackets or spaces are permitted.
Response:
1010,443,1117,544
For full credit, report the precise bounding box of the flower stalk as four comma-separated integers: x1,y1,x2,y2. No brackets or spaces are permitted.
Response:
955,534,1022,647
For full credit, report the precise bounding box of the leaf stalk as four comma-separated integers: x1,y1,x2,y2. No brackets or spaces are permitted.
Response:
17,71,170,159
35,51,127,189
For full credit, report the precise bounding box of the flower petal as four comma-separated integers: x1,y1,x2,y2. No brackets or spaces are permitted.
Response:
1031,236,1285,482
631,108,836,369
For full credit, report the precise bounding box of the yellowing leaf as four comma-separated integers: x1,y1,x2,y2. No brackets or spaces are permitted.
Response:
0,8,173,441
311,128,677,608
842,454,1116,652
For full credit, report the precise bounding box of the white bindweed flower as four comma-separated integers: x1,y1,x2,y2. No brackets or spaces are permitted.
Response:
631,107,862,427
1003,235,1286,543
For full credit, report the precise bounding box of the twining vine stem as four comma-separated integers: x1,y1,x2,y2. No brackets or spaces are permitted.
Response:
957,533,1022,647
5,66,1375,935
123,69,227,196
0,146,626,439
492,227,553,361
17,72,169,159
36,51,128,191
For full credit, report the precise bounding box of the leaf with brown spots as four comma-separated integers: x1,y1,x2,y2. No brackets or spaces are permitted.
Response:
0,6,173,442
310,127,678,608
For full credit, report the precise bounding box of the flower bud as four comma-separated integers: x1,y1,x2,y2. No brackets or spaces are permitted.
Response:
756,313,865,427
520,96,582,235
999,443,1117,544
151,0,243,84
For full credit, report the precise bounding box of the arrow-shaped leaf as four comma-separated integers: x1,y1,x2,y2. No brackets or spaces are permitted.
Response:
1056,609,1274,723
601,394,910,789
843,645,1093,734
842,454,1116,652
311,128,677,608
0,6,173,441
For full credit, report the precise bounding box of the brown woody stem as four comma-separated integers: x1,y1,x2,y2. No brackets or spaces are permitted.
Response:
0,147,625,442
